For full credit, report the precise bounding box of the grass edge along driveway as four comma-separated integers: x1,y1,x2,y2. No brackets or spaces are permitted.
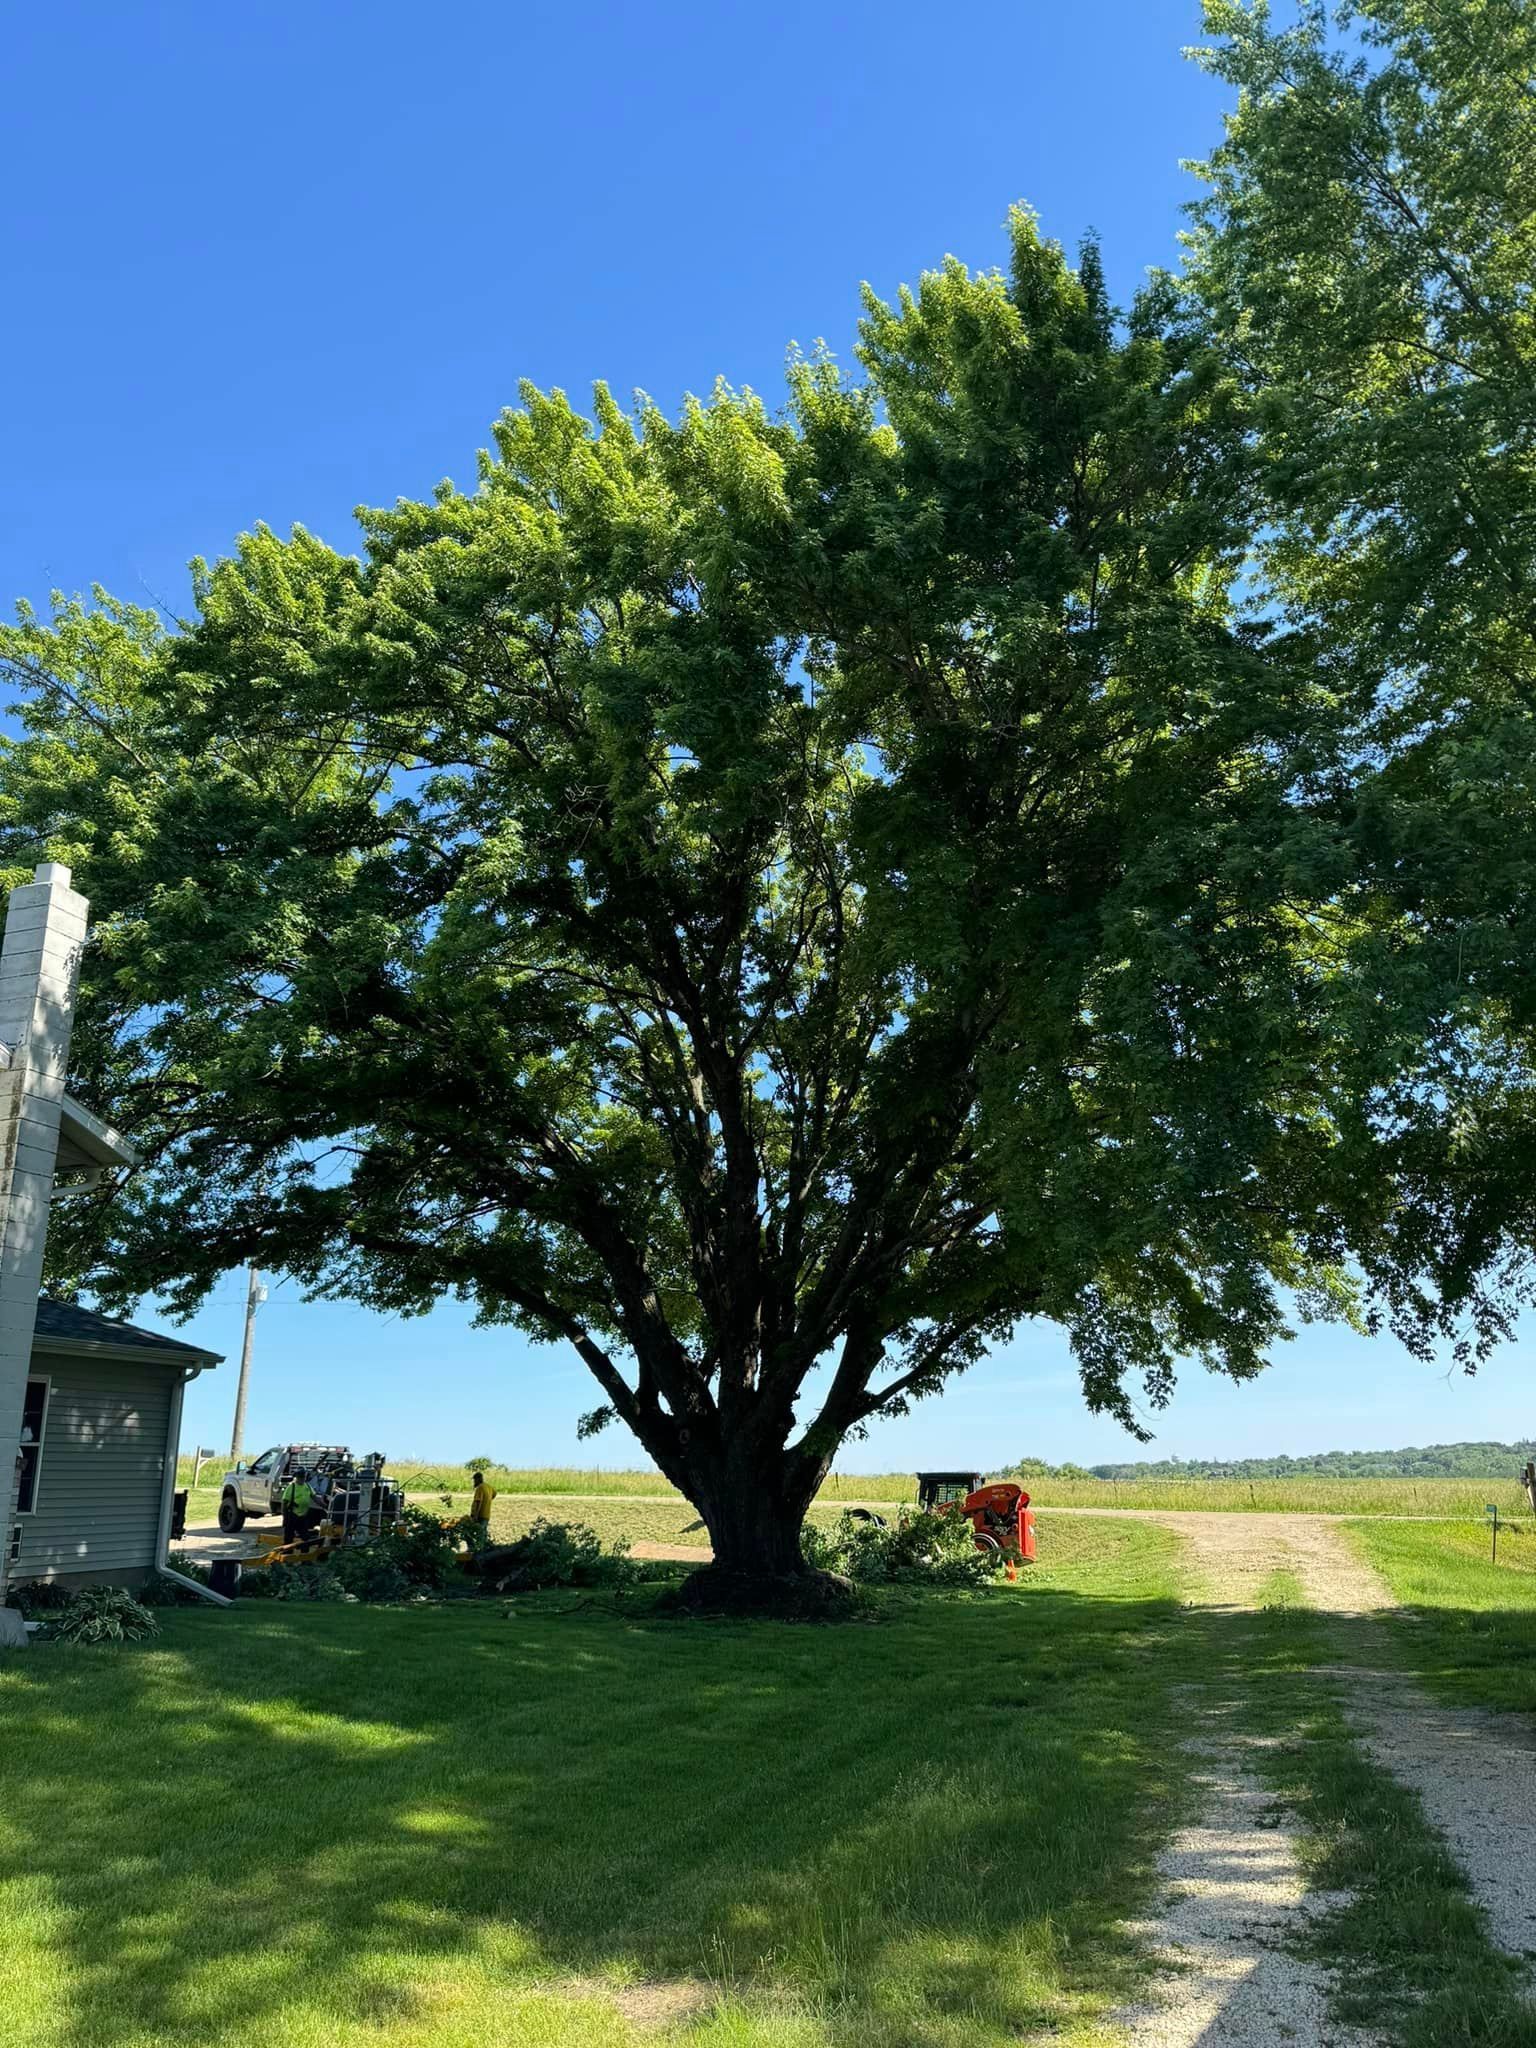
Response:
1346,1514,1536,1717
1226,1575,1536,2048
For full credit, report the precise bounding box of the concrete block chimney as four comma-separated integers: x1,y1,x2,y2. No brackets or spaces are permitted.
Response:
0,864,89,1593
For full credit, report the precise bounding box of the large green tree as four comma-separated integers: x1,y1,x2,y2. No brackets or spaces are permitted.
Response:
0,215,1508,1591
1190,0,1536,1331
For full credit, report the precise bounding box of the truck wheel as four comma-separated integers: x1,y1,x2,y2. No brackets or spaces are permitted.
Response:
218,1494,246,1534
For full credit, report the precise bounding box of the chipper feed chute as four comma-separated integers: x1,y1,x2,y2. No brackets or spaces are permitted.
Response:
913,1470,1036,1568
960,1481,1036,1563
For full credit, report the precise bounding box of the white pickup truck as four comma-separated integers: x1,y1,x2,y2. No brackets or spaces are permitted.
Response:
217,1444,351,1532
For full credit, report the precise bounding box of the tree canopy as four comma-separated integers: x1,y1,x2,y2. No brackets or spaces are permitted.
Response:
3,193,1533,1585
1188,0,1536,1344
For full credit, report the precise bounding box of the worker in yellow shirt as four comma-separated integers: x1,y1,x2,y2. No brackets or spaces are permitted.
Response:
468,1471,497,1526
281,1469,317,1545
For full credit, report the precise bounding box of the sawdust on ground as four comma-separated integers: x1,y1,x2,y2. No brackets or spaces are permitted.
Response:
548,1976,715,2031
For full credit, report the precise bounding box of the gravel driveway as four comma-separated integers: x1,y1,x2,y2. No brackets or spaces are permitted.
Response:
1115,1509,1535,2045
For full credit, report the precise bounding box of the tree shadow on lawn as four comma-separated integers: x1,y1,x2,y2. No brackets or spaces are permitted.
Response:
1309,1601,1536,1722
2,1581,1218,2048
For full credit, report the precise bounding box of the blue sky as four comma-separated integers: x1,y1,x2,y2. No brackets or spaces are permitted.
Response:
8,3,1532,1469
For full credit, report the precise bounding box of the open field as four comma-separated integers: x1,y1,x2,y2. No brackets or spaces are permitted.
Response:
1025,1474,1536,1516
3,1519,1195,2048
176,1460,932,1502
176,1459,1536,1519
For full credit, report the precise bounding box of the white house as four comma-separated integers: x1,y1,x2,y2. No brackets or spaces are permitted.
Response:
0,864,221,1635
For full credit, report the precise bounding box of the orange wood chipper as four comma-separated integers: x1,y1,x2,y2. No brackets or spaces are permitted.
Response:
915,1471,1036,1563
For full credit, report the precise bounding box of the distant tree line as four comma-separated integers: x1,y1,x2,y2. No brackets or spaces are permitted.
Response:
1011,1443,1536,1483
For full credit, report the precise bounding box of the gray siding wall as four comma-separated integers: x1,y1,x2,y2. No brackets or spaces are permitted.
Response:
14,1354,172,1579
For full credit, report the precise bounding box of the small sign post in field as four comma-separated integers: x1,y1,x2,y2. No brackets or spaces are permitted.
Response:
1486,1502,1499,1564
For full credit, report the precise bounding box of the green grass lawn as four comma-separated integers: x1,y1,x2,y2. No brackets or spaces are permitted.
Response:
1345,1515,1536,1714
3,1519,1188,2048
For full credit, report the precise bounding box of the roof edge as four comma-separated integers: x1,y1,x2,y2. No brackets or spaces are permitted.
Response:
32,1331,222,1370
59,1094,139,1170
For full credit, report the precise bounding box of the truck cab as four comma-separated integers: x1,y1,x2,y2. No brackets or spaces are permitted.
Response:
218,1444,349,1532
916,1470,984,1511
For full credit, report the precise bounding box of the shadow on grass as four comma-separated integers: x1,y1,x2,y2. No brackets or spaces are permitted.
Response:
1,1572,1213,2048
1344,1515,1536,1716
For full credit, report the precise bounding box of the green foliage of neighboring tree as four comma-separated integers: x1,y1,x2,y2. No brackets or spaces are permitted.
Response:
1,211,1527,1590
1188,1,1536,1322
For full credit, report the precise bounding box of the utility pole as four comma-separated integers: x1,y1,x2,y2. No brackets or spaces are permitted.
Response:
229,1266,266,1461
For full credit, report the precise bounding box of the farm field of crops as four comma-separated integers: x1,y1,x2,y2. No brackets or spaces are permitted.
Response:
484,1494,875,1551
180,1461,1535,1520
382,1464,929,1502
176,1459,1536,1520
483,1492,1536,1556
1015,1475,1535,1517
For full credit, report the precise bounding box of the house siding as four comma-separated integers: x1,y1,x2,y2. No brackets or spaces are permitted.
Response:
13,1353,176,1580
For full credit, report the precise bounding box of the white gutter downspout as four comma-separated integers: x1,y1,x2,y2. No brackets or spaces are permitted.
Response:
160,1564,231,1607
156,1363,231,1608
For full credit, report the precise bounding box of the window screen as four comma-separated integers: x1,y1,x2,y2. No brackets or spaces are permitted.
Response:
16,1378,49,1514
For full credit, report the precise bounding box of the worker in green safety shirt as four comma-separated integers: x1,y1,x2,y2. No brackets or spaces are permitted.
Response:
282,1468,316,1544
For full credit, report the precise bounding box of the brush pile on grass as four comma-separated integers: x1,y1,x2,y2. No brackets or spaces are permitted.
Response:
803,1509,1004,1587
237,1509,641,1604
466,1517,641,1592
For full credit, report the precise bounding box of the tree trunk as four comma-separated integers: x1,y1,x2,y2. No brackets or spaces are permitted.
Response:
668,1448,849,1612
699,1479,810,1579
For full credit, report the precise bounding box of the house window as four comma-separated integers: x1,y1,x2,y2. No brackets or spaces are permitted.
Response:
16,1377,49,1514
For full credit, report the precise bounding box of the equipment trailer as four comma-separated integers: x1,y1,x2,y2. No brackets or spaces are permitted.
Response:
217,1443,405,1567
